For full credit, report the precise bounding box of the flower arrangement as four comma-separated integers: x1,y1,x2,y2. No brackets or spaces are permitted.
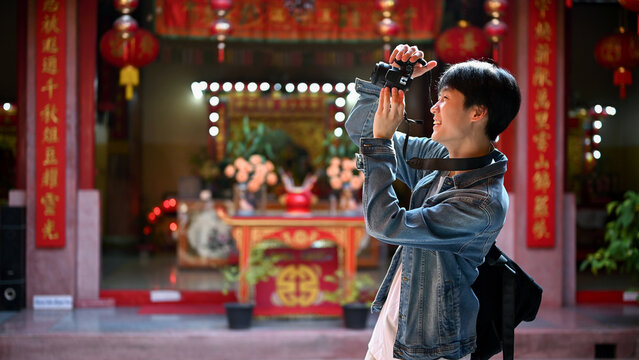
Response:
326,157,365,212
326,157,364,192
224,154,278,192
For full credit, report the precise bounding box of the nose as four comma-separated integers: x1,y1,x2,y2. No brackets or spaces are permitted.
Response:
430,101,439,115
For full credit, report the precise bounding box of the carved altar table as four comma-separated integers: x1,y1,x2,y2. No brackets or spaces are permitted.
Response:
216,208,367,306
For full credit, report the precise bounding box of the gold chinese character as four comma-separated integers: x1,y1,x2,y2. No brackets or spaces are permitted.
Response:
41,192,60,216
42,55,58,75
533,170,551,191
270,8,286,22
535,21,552,42
532,131,551,151
43,0,60,12
42,219,59,240
41,14,60,34
533,66,553,87
535,43,551,65
534,88,551,110
42,36,59,54
532,219,549,240
533,195,549,218
42,167,58,189
40,78,59,99
43,126,59,143
535,111,550,131
535,0,552,18
43,146,58,166
320,8,332,23
40,103,59,124
534,153,550,170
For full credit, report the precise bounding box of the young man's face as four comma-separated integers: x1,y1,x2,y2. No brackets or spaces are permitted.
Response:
429,87,476,149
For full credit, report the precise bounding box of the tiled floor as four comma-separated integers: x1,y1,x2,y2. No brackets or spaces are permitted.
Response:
0,304,638,359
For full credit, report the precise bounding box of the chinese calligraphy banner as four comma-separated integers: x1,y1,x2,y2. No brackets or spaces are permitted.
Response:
526,0,557,248
156,0,443,42
36,0,66,248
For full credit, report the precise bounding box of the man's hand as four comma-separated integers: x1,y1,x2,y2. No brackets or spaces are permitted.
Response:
374,87,405,139
389,44,437,78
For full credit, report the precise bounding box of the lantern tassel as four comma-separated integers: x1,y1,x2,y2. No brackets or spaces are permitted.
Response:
218,42,225,63
119,65,139,100
614,67,632,100
383,43,391,62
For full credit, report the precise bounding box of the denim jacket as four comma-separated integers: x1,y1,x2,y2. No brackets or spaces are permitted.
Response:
346,79,509,360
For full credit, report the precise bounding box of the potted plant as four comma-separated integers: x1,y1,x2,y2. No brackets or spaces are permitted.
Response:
580,190,639,300
324,270,376,329
222,244,283,329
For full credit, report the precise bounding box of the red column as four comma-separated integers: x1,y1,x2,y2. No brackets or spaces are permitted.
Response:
77,0,96,189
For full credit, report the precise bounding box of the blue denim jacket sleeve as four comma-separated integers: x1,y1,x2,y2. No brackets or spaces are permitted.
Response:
345,78,448,190
358,137,496,256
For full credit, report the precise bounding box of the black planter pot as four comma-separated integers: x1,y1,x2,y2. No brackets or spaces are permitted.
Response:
224,302,254,329
342,303,370,329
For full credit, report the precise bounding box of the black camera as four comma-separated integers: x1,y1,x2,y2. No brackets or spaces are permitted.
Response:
370,58,427,91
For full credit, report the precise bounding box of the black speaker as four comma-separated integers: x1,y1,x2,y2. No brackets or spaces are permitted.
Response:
0,206,26,310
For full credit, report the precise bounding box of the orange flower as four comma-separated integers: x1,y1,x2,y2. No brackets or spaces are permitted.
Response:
266,172,278,186
236,170,249,183
224,164,236,178
247,179,261,193
327,164,340,178
340,170,353,183
249,154,263,165
329,177,343,190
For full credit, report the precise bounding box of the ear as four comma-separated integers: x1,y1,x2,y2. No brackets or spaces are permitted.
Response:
470,105,488,123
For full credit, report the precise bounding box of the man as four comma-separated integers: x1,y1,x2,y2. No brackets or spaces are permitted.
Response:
345,44,521,360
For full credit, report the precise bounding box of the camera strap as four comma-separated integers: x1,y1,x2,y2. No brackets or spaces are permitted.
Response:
402,113,496,171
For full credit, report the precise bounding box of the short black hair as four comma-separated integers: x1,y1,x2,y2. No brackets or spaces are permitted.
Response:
437,60,521,141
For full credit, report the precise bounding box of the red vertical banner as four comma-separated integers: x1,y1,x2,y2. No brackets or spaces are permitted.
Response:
527,0,557,248
36,0,66,248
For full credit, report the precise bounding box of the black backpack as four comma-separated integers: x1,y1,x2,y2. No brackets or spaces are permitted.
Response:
471,244,543,360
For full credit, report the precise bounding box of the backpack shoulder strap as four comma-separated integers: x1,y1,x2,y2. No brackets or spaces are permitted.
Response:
501,258,516,360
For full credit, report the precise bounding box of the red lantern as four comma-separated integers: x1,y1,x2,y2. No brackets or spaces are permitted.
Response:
377,0,396,17
113,0,139,14
211,0,233,16
484,18,508,43
378,18,400,41
435,21,491,64
99,28,159,99
113,14,138,39
210,18,233,41
594,31,639,98
210,18,233,62
484,0,508,18
378,18,399,60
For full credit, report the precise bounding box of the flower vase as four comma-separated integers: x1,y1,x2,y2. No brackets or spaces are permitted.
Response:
234,183,266,215
234,183,255,215
339,184,362,215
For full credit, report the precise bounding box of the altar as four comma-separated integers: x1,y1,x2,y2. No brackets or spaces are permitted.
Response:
216,208,368,309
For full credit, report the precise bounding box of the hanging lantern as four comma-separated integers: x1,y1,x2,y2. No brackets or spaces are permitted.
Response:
483,0,508,62
210,18,233,63
377,0,396,17
376,0,398,61
619,0,639,34
113,14,138,39
484,0,508,18
594,29,639,99
99,28,159,99
210,0,233,63
113,0,139,14
378,18,400,40
484,18,508,43
435,20,491,64
211,0,233,16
